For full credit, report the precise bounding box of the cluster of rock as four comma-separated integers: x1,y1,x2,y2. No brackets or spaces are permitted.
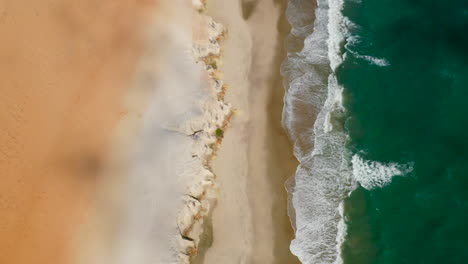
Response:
175,1,231,263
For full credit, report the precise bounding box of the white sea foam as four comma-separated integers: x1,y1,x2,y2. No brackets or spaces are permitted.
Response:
335,202,347,264
343,24,390,67
351,154,413,190
327,0,346,70
362,55,390,66
342,19,390,67
282,0,355,263
353,52,390,67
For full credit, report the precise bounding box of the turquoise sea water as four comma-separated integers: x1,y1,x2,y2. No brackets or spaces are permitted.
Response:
339,0,468,263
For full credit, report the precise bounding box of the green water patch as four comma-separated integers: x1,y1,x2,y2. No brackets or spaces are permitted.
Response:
338,0,468,263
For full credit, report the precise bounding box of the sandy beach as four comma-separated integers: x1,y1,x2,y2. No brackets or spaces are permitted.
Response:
197,0,300,263
0,0,300,263
0,1,155,263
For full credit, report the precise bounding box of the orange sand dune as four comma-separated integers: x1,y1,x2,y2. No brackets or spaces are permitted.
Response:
0,1,155,263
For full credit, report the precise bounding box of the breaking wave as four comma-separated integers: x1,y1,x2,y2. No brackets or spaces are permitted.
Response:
282,0,355,263
353,53,390,67
351,154,413,190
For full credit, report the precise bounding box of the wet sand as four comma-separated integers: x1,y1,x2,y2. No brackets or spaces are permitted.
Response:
200,0,300,263
0,1,155,263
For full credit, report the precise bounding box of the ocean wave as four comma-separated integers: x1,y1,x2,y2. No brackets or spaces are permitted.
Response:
351,154,413,190
343,22,390,67
361,55,390,66
282,0,355,263
354,52,390,67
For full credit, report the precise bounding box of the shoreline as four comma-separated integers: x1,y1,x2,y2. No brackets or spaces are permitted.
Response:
196,0,300,263
281,0,355,262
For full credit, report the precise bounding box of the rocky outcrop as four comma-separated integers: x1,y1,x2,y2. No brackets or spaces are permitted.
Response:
175,1,231,263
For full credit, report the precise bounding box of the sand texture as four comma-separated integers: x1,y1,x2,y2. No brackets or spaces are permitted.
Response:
0,1,156,263
196,0,300,263
0,0,299,263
